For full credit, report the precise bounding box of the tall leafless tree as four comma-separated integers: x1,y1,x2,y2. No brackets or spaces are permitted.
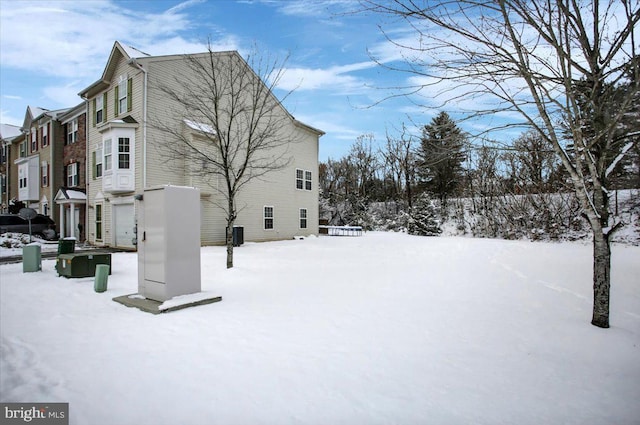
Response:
364,0,639,327
382,124,417,208
152,43,296,268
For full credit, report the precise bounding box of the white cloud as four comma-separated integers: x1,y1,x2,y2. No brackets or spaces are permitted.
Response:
3,95,22,100
279,61,376,93
42,82,86,108
0,0,222,79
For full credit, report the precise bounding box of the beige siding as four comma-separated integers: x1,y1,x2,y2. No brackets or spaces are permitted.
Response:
85,47,321,247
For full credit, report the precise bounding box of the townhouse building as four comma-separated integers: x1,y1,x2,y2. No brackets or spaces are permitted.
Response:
0,124,22,212
55,102,88,241
79,41,323,249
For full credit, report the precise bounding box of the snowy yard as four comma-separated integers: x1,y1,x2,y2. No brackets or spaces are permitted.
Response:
1,232,639,425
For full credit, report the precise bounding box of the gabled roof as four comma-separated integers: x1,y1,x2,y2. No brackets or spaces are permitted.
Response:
21,106,71,130
58,101,87,123
55,187,87,203
79,41,135,99
0,123,22,141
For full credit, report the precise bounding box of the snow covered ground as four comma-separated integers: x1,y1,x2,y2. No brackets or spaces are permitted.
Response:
1,232,639,425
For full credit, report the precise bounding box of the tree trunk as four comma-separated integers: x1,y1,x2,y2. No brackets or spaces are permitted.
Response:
226,224,234,269
591,229,611,328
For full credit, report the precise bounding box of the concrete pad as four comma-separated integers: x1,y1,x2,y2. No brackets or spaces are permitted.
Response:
113,293,222,314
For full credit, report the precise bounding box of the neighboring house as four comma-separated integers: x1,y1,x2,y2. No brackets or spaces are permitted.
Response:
79,41,324,249
0,124,22,212
55,102,88,241
14,106,69,227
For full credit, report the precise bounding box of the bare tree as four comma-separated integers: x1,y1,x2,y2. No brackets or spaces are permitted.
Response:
152,43,296,268
382,124,417,208
365,0,639,328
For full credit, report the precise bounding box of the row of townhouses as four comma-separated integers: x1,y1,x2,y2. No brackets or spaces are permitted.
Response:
0,41,324,248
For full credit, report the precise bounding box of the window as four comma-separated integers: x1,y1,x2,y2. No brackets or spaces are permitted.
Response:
118,79,127,114
104,139,112,171
19,141,27,158
118,137,130,169
296,169,304,189
305,171,312,190
67,119,78,144
31,128,37,152
95,147,103,178
41,161,49,187
96,95,104,124
0,144,7,163
41,124,48,147
95,204,103,240
67,163,78,187
42,202,48,216
296,169,312,191
299,208,307,229
264,206,274,230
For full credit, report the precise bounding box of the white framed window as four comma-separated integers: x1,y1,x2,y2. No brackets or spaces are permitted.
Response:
41,124,48,147
41,161,49,187
67,118,78,144
96,95,104,124
305,171,312,190
299,208,307,229
67,162,78,187
95,203,103,241
95,147,103,178
31,128,37,152
296,169,304,190
296,169,312,191
19,141,27,158
118,137,130,169
104,139,112,171
118,78,128,115
264,206,274,230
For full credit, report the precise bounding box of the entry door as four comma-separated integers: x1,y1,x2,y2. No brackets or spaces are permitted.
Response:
65,207,80,239
113,204,135,248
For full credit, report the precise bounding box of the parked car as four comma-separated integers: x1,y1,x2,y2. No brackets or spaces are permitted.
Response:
0,213,58,240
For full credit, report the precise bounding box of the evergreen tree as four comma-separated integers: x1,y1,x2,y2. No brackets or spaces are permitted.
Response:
407,193,442,236
417,112,467,209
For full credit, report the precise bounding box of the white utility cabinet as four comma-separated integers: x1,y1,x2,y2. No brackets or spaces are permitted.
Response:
137,185,201,302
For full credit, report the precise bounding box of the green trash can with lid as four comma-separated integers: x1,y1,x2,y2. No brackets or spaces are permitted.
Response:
58,238,76,255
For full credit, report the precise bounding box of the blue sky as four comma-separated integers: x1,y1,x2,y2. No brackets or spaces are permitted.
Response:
0,0,509,161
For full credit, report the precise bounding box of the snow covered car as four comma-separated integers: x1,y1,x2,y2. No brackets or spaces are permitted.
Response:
0,213,58,240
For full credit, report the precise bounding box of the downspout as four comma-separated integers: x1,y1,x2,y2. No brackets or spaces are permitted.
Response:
128,58,148,189
84,98,90,242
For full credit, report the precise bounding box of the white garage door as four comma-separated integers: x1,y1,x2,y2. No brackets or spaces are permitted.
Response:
113,203,135,248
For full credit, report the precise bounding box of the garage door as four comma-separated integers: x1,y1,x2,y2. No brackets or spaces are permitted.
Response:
113,203,135,249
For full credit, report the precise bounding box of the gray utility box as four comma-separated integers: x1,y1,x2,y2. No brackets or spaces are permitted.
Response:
137,185,201,302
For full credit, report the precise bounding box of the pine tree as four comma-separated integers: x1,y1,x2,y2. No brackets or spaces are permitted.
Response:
416,112,467,210
407,193,442,236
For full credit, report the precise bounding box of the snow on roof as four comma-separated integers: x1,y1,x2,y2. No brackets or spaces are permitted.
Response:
184,119,216,135
120,43,151,59
65,190,87,200
0,123,22,140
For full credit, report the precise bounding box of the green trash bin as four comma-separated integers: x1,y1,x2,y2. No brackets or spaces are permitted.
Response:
94,264,110,292
58,238,76,255
23,245,42,273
